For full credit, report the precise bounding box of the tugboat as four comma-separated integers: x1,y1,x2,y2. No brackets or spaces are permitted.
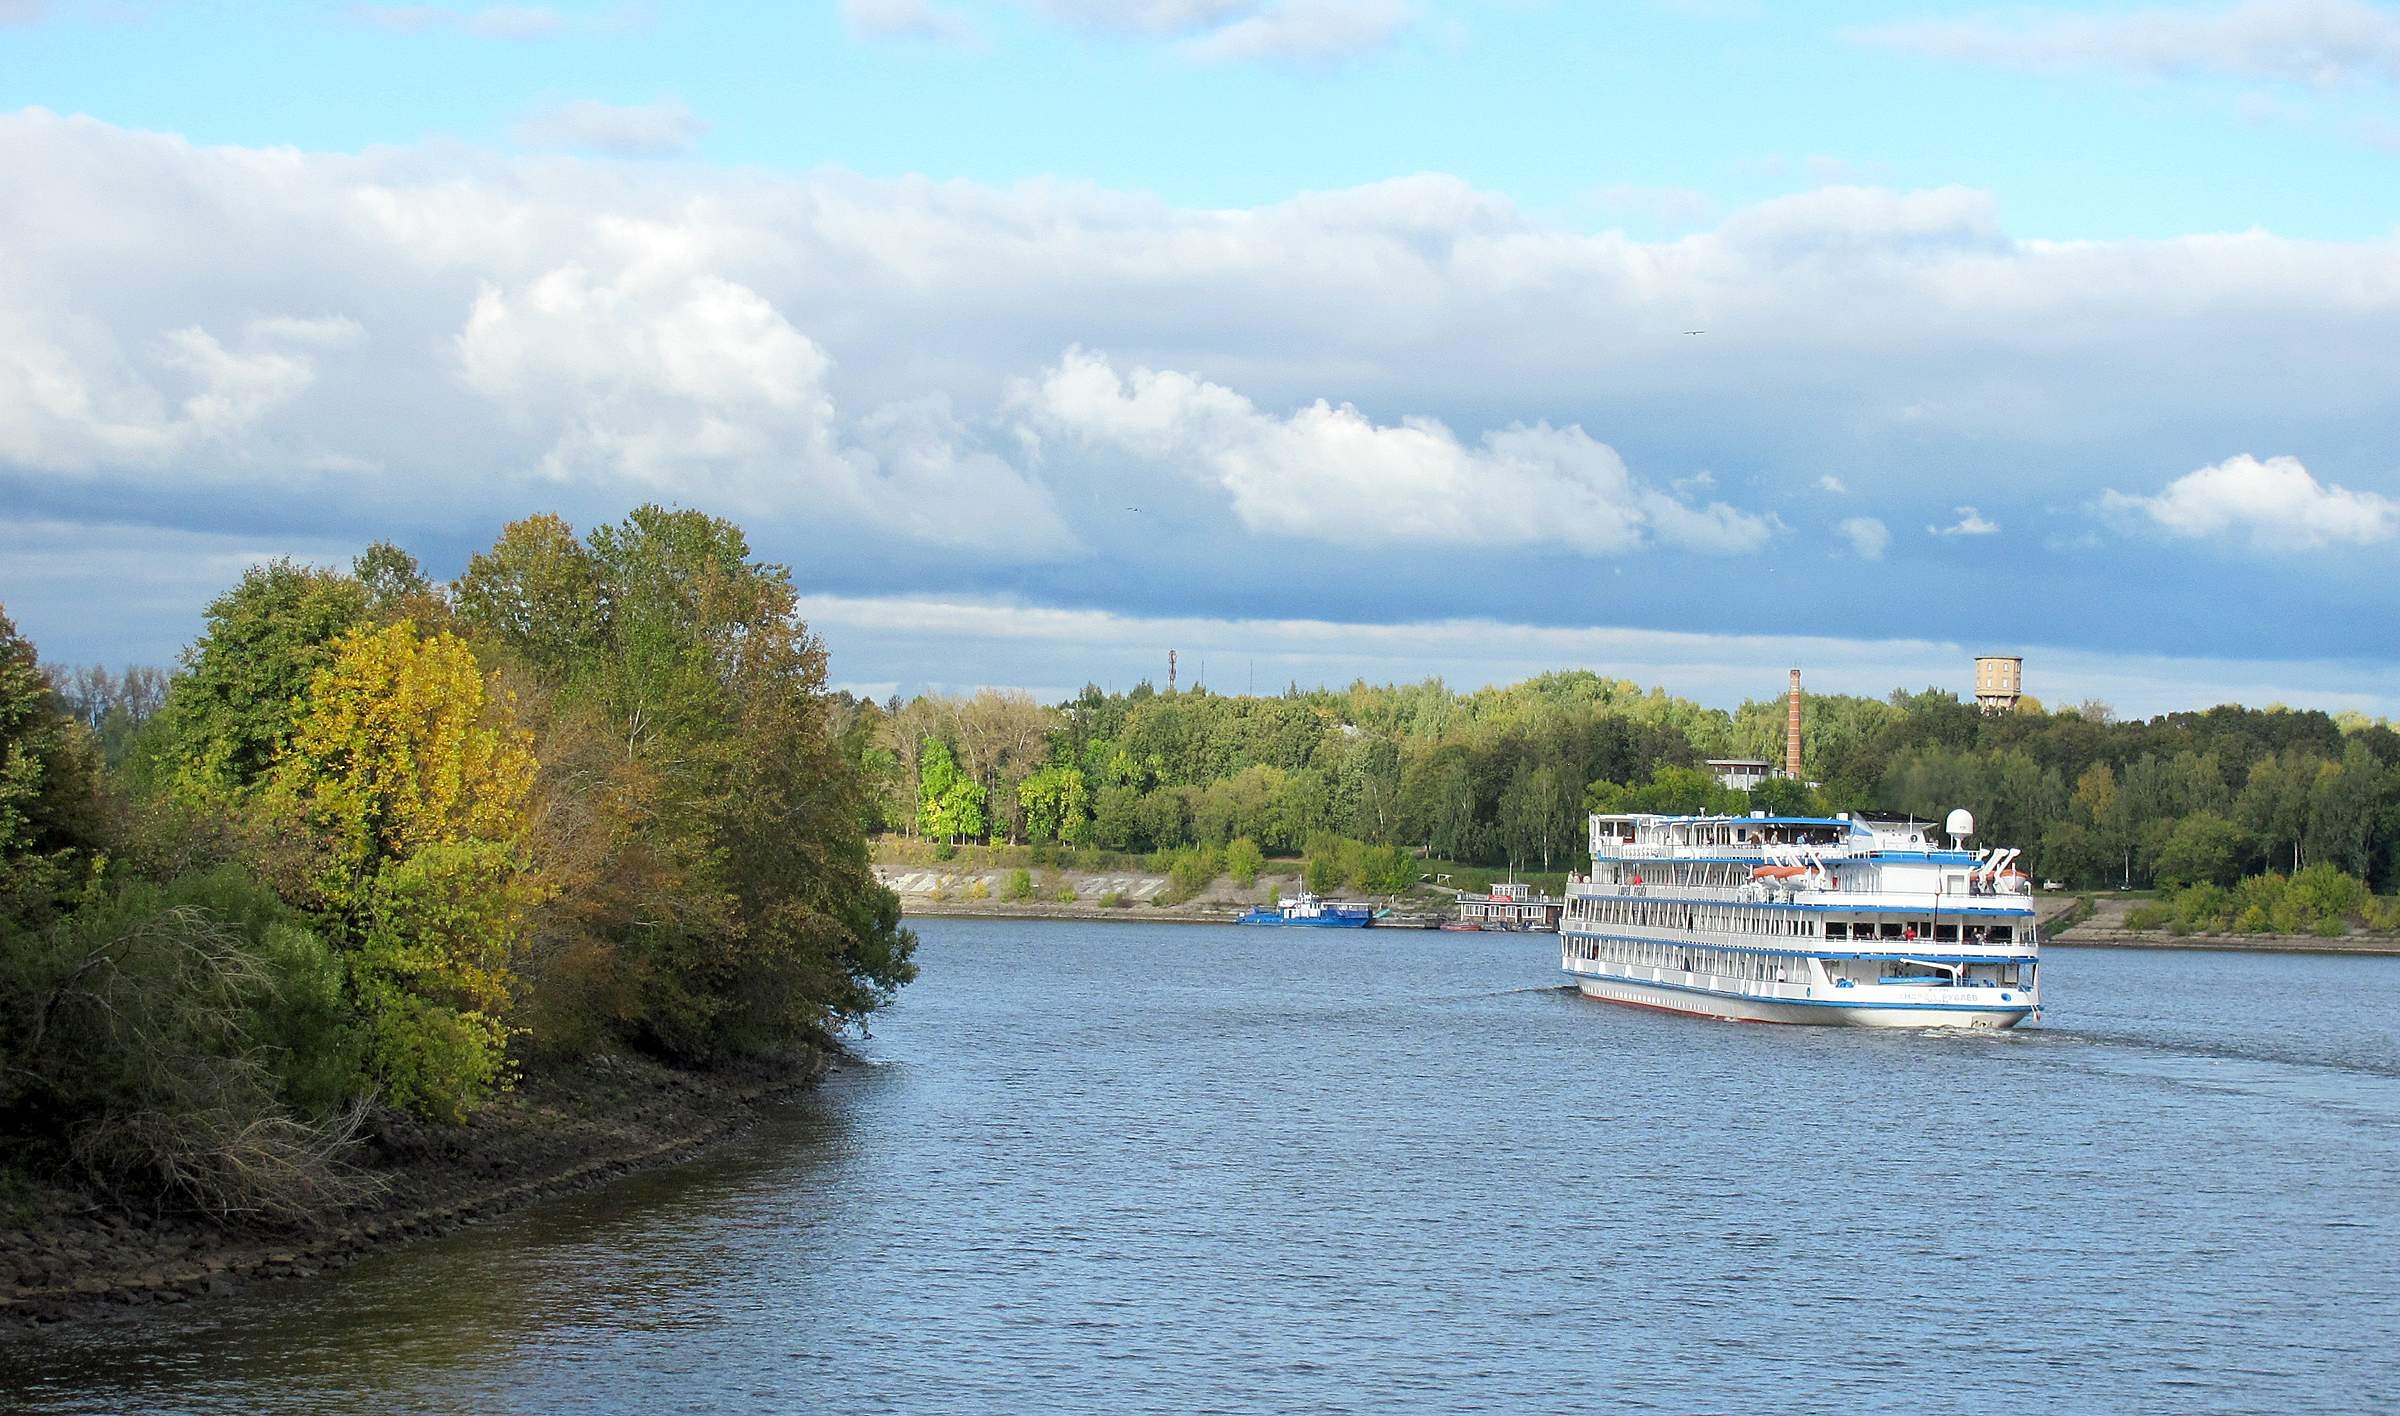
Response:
1235,892,1379,927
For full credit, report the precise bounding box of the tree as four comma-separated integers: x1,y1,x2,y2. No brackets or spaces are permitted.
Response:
0,606,105,927
918,738,987,843
267,622,536,1121
1225,836,1264,887
1017,764,1091,845
152,561,371,799
2152,811,2247,889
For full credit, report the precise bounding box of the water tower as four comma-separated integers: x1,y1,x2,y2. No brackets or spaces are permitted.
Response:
1974,656,2022,714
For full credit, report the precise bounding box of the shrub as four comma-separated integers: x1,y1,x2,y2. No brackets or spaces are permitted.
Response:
1003,868,1034,902
2123,901,2172,931
964,878,991,900
0,868,380,1218
1098,889,1127,909
1226,836,1263,888
1053,881,1080,903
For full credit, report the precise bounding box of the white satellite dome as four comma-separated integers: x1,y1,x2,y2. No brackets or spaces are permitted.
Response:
1945,808,1975,839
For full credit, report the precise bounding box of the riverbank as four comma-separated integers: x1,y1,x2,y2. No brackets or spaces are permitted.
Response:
877,861,1451,926
2047,895,2400,955
1,1047,833,1328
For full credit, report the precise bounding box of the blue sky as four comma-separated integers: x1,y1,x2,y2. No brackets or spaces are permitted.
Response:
4,0,2400,714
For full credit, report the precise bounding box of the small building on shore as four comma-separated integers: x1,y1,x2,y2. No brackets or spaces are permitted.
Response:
1707,757,1776,791
1449,880,1563,932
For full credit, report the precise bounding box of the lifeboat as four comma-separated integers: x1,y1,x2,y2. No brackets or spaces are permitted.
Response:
1749,865,1808,879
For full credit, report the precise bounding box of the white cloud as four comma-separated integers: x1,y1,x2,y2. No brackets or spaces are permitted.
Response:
1837,516,1890,559
1028,0,1413,61
6,108,2400,649
1929,507,2000,536
2101,452,2400,549
1857,0,2400,87
455,263,1080,553
1816,475,1848,493
1181,0,1413,63
789,590,2400,719
512,98,706,156
0,311,338,471
347,4,572,39
1013,347,1773,553
841,0,981,45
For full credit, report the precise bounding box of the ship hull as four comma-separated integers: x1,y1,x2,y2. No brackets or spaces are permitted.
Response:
1569,973,2031,1029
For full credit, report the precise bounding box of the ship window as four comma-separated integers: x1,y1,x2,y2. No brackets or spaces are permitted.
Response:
1934,924,1960,943
1989,926,2013,943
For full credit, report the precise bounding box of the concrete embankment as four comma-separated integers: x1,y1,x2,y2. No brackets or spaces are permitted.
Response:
2,1049,830,1328
2043,895,2400,955
876,863,1449,927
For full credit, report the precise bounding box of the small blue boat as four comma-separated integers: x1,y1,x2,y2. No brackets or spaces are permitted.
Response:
1235,892,1379,927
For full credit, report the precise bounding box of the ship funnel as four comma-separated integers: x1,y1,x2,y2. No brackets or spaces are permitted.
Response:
1946,808,1975,842
1785,668,1804,779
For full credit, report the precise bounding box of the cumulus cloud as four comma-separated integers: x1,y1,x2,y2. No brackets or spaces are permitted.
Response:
841,0,981,45
5,109,2400,661
0,311,340,471
512,98,706,156
1013,347,1774,553
1838,516,1890,560
455,263,1079,552
1856,0,2400,87
1929,507,2000,537
1816,475,1848,493
2101,452,2400,548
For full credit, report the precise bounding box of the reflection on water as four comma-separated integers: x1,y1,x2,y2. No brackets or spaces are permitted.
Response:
6,927,2398,1414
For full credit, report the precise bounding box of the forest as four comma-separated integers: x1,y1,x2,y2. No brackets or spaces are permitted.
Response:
856,672,2400,897
0,509,914,1218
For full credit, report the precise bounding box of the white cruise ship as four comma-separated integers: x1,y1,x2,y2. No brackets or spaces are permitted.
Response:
1560,807,2041,1028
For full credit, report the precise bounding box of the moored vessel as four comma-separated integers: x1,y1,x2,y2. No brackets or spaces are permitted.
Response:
1236,892,1380,927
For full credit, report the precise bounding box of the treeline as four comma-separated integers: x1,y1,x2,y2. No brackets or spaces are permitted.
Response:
0,509,912,1217
851,673,2400,892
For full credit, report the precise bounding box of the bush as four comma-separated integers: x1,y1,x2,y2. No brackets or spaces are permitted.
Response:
1098,889,1128,909
1003,868,1034,902
2123,900,2172,931
1053,881,1080,903
1226,836,1263,888
964,878,991,901
0,868,379,1218
1160,844,1223,905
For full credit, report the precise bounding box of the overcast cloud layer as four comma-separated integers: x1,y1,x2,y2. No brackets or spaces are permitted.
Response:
3,106,2398,711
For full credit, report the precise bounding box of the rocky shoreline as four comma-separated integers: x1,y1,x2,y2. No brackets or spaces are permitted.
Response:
1,1047,833,1329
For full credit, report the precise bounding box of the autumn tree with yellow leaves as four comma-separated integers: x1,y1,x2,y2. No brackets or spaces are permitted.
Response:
269,621,537,1121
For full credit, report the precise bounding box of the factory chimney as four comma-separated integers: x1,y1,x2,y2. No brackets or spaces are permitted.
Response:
1785,668,1804,780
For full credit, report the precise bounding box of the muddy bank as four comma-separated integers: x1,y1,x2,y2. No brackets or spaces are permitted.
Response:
1,1048,831,1328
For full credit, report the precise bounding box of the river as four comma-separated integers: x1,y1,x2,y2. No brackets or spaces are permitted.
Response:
5,921,2397,1414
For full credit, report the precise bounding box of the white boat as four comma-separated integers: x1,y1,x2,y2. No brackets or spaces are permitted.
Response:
1560,807,2040,1029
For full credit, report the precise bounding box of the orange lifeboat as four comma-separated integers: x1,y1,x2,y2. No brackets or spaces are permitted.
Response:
1750,865,1808,879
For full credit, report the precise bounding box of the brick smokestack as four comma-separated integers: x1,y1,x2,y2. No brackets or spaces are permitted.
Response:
1785,668,1804,780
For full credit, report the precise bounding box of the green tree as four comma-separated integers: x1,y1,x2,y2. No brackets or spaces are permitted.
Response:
151,561,371,799
1225,835,1264,887
2152,811,2248,889
1017,764,1091,845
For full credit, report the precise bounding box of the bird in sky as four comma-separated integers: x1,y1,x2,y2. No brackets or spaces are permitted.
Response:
1683,329,1706,335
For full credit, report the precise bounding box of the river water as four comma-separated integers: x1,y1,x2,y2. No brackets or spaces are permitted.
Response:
6,921,2398,1414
